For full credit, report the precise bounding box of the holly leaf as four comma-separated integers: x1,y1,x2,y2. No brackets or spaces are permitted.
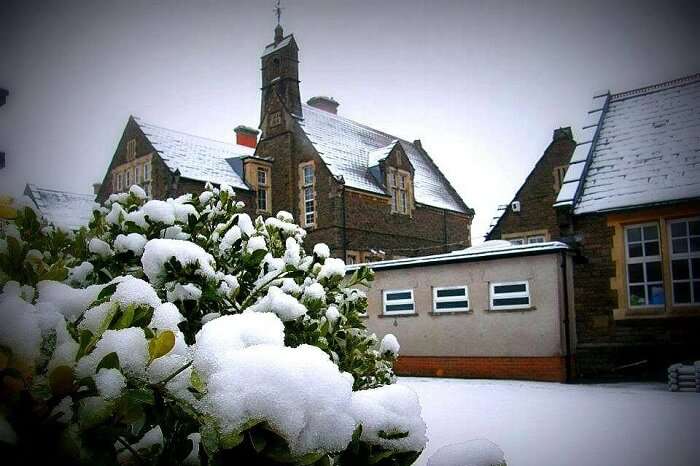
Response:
148,330,175,361
96,352,120,372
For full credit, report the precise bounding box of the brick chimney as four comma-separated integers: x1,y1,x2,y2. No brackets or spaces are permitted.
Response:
307,96,339,115
92,183,102,195
234,125,259,148
553,127,572,141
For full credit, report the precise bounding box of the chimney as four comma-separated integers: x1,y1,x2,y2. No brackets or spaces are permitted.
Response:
307,96,339,115
553,127,572,141
92,183,102,195
234,125,259,148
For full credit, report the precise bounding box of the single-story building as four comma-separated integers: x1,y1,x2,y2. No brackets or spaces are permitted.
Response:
350,241,575,382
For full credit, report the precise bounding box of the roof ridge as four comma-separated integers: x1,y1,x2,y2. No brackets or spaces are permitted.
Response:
134,117,247,150
611,72,700,101
28,184,94,198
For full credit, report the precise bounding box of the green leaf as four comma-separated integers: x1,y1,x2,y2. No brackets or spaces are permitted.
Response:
96,282,118,302
377,430,409,440
49,365,75,396
248,429,267,453
220,430,244,449
113,305,135,329
76,329,94,360
148,330,175,361
124,388,155,406
96,352,120,372
200,420,220,456
190,369,205,393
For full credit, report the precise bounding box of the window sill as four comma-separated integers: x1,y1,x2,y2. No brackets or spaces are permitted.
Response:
378,312,419,318
485,306,537,313
429,310,472,316
613,306,700,320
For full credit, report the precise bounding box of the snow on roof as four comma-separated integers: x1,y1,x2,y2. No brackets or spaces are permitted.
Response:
555,73,700,214
367,141,397,167
298,104,470,213
134,119,254,190
346,241,568,272
24,184,96,230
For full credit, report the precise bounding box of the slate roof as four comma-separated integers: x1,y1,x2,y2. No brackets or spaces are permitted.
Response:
298,104,470,213
24,184,96,230
134,118,254,190
555,73,700,214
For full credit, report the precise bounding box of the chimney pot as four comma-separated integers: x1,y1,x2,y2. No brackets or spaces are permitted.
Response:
553,127,573,141
92,183,102,195
234,125,259,148
307,96,339,115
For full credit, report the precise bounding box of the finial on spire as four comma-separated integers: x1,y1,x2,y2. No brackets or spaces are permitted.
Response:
273,0,284,43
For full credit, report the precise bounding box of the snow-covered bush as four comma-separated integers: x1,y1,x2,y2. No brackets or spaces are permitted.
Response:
0,184,426,465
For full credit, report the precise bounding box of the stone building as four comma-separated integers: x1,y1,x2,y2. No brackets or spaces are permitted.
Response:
96,25,474,261
489,73,700,379
486,127,576,244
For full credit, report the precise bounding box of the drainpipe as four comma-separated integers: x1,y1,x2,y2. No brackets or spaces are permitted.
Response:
340,176,347,261
561,250,573,383
442,209,448,253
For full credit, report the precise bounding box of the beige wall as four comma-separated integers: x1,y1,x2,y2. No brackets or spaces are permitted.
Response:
363,253,571,358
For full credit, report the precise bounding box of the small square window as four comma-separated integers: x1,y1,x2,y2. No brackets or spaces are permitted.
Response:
490,281,530,310
383,289,415,315
433,286,469,313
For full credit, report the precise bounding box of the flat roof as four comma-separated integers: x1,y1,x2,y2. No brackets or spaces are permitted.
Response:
346,241,569,273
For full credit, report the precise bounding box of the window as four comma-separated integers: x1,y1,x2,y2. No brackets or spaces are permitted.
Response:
509,238,525,245
669,218,700,305
143,183,151,198
383,289,415,315
527,235,545,244
269,112,282,127
143,162,151,181
388,169,411,215
346,254,357,265
433,286,469,313
135,165,142,184
553,165,568,193
126,139,136,161
300,163,315,227
256,167,270,212
490,281,530,310
125,168,131,187
624,223,664,308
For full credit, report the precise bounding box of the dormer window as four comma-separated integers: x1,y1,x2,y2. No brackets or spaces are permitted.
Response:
256,167,271,213
388,168,412,215
126,139,136,161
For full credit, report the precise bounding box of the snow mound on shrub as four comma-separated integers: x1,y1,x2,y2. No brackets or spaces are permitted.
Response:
351,384,427,452
193,311,285,378
37,281,106,322
141,239,216,284
0,295,42,364
76,327,149,378
203,344,356,455
247,286,308,321
379,334,400,356
111,275,161,309
427,439,506,466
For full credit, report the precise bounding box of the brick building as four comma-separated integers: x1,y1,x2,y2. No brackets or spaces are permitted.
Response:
490,73,700,379
97,25,473,261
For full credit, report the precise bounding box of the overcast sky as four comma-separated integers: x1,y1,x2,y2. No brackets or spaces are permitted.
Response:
1,0,699,242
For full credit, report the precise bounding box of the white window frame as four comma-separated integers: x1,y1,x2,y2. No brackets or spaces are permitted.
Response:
143,162,151,181
490,280,530,310
383,289,415,315
509,238,525,245
624,222,664,309
301,164,315,227
668,217,700,306
433,285,470,313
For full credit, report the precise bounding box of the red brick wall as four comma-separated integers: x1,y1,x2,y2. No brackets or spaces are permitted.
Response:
395,355,567,382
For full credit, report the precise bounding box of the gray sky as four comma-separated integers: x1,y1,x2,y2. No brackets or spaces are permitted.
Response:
1,0,699,243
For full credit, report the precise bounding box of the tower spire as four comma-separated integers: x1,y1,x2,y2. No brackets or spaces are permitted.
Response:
274,0,284,43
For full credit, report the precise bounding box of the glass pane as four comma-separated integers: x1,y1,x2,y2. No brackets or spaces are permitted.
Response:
672,259,690,280
492,297,529,307
437,288,466,298
692,258,700,280
494,283,527,294
690,237,700,252
628,243,643,258
670,221,687,238
643,225,658,240
645,261,662,282
386,292,412,301
694,281,700,304
629,285,646,306
385,303,414,312
627,263,644,283
673,282,691,304
647,285,665,305
644,241,659,256
672,238,688,254
626,227,642,242
689,220,700,236
436,300,469,310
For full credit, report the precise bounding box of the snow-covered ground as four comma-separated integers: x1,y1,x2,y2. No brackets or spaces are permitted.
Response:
401,377,700,466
